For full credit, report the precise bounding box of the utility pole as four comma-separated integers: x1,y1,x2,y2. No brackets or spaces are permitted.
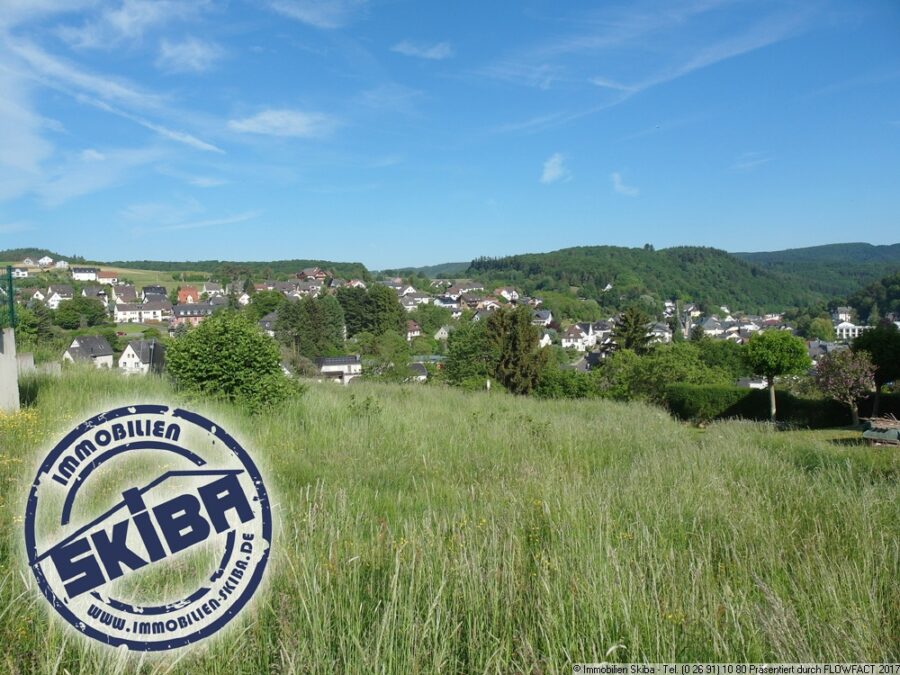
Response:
5,266,15,328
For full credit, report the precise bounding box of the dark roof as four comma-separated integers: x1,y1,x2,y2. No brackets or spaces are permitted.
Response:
143,285,166,294
408,363,428,377
48,285,74,296
125,339,164,364
69,335,113,358
81,287,106,297
315,355,361,367
71,267,98,273
173,303,214,317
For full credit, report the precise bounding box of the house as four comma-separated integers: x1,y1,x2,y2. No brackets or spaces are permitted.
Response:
143,292,168,305
259,311,278,337
115,301,172,323
833,306,853,323
119,339,165,375
11,267,28,279
142,285,167,299
434,325,452,341
112,284,138,303
81,286,108,307
62,335,113,368
495,287,519,302
347,279,367,289
406,320,421,341
736,377,768,390
238,292,252,306
538,331,553,348
202,282,224,296
433,295,458,310
38,256,54,268
532,309,553,326
476,297,501,312
178,285,200,303
561,325,588,351
46,285,74,309
71,267,98,281
408,362,428,383
55,260,69,270
649,322,673,344
18,288,41,303
807,339,847,363
315,355,361,384
171,303,214,327
298,267,327,281
835,321,868,341
472,310,492,322
22,257,34,266
700,316,724,337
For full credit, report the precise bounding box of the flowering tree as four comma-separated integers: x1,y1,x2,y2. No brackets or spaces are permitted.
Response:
814,349,875,426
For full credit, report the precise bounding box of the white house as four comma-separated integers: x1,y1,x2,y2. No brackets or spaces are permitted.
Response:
46,285,74,310
835,321,868,341
315,355,362,385
539,331,553,348
97,271,119,285
434,325,452,341
118,339,164,375
495,287,519,302
11,267,28,279
63,335,113,368
38,256,54,268
22,257,34,266
561,325,589,351
406,320,421,342
115,301,171,323
532,310,553,326
55,260,69,270
71,267,99,282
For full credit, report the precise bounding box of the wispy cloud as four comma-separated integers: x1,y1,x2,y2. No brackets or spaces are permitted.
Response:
391,40,454,60
7,39,223,153
540,153,570,184
731,151,773,171
156,37,225,74
0,69,54,201
266,0,366,29
155,211,261,232
56,0,210,49
228,109,338,138
611,171,638,196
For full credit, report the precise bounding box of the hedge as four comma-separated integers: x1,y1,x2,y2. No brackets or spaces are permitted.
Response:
665,384,900,428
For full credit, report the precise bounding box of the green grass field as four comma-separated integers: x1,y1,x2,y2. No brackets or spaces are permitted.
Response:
0,369,897,672
1,264,208,291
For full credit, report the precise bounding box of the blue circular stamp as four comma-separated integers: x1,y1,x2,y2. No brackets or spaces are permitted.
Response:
24,405,272,651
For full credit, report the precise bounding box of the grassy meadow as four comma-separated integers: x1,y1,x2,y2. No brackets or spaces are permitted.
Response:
0,369,897,673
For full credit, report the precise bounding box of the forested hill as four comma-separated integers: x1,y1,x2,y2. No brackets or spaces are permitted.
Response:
732,243,900,297
99,259,371,280
466,246,834,311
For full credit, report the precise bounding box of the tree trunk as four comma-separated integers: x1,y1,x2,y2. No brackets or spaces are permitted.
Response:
850,401,860,427
768,377,776,422
872,387,881,418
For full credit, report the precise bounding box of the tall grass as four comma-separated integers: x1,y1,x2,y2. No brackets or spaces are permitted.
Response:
0,368,897,673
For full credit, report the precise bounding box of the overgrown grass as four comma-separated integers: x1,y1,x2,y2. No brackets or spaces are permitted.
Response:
0,369,897,672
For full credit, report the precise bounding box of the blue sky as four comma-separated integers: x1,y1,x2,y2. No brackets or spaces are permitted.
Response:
0,0,898,269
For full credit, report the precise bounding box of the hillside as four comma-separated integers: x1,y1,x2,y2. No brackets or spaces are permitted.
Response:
100,258,371,281
382,261,470,278
732,243,900,297
467,245,825,311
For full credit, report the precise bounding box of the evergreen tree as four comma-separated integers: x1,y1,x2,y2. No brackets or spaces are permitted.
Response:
486,306,548,395
336,286,369,336
366,284,405,336
612,305,652,353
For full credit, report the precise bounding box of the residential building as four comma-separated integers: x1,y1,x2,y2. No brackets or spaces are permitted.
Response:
63,335,114,368
406,320,421,341
119,339,165,375
142,285,167,299
171,303,214,327
38,256,54,267
178,286,200,304
532,309,553,326
315,355,361,384
81,286,108,307
259,311,278,337
115,301,172,323
112,284,138,303
11,267,28,279
835,321,868,341
71,267,98,281
46,285,74,310
55,260,69,269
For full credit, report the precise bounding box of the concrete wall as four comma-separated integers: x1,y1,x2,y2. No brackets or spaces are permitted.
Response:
0,328,20,412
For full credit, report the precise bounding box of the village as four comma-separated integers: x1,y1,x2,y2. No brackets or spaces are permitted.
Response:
5,254,891,387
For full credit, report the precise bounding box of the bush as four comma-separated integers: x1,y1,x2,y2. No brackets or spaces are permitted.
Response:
167,311,297,412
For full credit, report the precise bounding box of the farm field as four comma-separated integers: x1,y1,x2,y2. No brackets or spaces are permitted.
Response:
1,263,209,291
0,369,897,672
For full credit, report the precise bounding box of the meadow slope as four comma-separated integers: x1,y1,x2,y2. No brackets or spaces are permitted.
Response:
0,370,897,673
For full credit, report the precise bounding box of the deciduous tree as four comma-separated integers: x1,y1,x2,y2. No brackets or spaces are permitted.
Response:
745,330,811,421
814,350,875,425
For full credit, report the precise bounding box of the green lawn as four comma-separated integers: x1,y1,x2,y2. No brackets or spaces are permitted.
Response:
0,263,208,292
0,369,897,672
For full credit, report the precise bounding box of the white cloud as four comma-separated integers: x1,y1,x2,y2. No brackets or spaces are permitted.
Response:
266,0,366,29
57,0,209,49
731,152,773,171
611,171,638,196
7,40,223,153
391,40,454,60
156,37,224,73
0,69,54,201
228,109,337,138
540,153,570,184
156,211,261,232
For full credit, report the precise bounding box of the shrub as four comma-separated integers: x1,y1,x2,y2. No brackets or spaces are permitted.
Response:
167,311,296,412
